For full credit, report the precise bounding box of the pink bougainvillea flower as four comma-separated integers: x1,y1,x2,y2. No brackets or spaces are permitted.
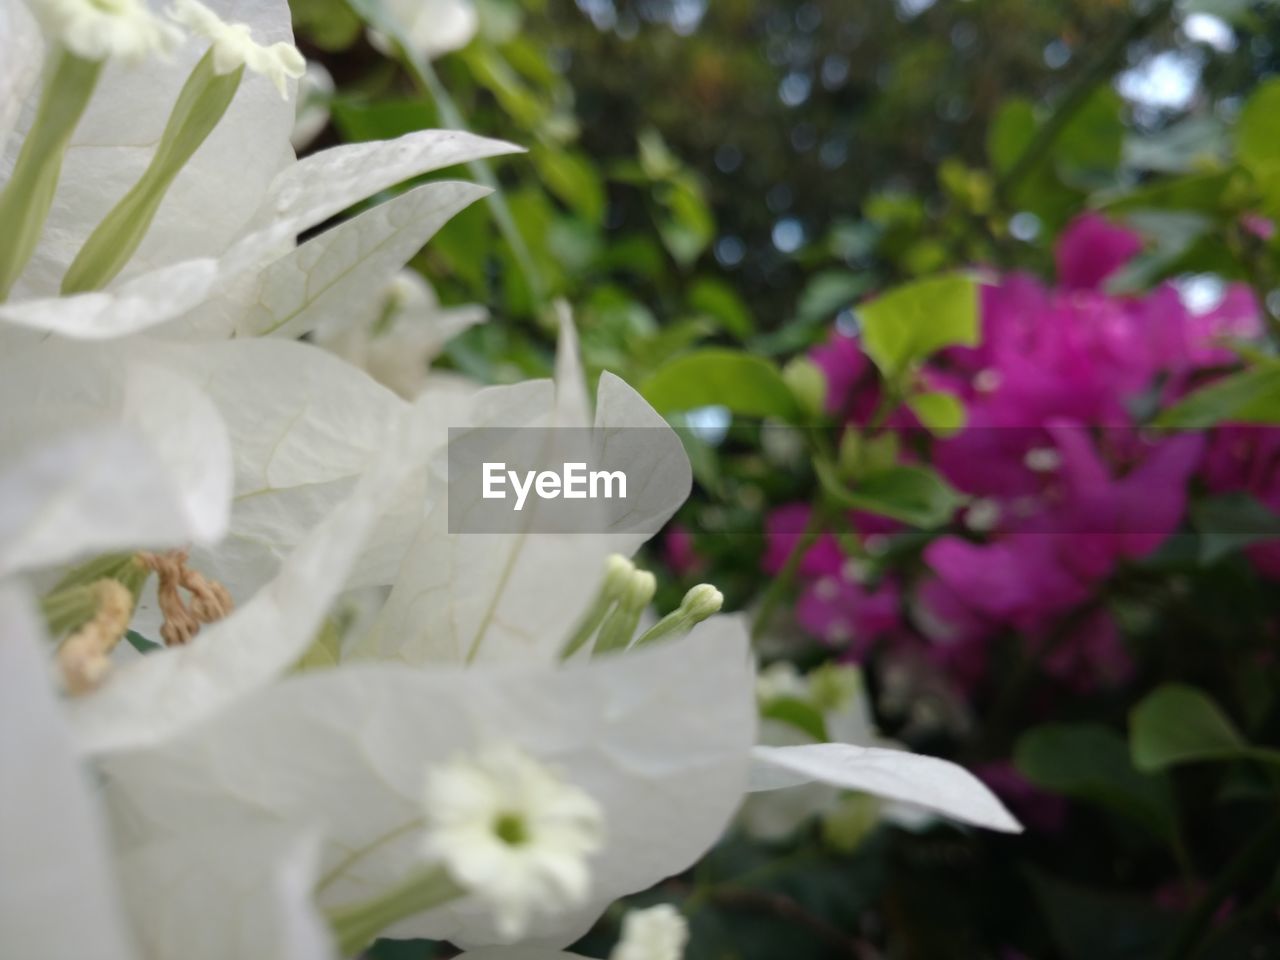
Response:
1054,212,1145,291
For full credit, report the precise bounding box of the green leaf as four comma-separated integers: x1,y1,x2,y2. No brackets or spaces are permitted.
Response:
816,460,964,528
796,271,873,323
656,177,714,267
987,99,1036,174
530,145,605,224
1130,684,1280,771
1015,723,1178,843
1191,492,1280,564
688,277,754,337
1053,88,1125,189
1237,77,1280,178
640,350,801,420
907,390,966,436
858,274,979,379
330,96,437,144
761,697,830,742
1155,365,1280,427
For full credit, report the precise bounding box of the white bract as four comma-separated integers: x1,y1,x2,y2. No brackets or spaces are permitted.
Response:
0,583,339,960
610,905,689,960
423,743,605,940
0,0,518,338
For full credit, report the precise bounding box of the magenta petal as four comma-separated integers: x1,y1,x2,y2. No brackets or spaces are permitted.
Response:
1055,213,1144,291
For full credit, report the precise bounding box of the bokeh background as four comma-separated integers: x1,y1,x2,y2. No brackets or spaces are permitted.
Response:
292,2,1280,957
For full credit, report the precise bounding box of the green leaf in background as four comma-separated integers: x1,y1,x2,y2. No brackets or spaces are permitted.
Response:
1155,364,1280,427
987,98,1036,175
641,350,801,420
1015,724,1178,843
656,177,715,268
1029,870,1170,960
530,144,606,224
688,277,755,338
761,697,830,742
1130,684,1280,771
816,460,963,528
1236,77,1280,214
1191,492,1280,564
907,390,966,436
795,270,873,323
1053,88,1125,189
330,96,437,143
858,273,979,379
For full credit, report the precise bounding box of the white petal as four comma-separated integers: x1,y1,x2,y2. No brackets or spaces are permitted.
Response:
68,444,412,754
0,362,232,577
749,744,1023,834
0,584,135,960
252,129,522,238
361,321,690,665
0,258,221,339
99,620,757,948
10,0,296,297
240,180,491,339
117,824,336,960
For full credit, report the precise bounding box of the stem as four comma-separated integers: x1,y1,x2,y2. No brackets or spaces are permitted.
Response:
1163,810,1280,960
325,866,464,958
751,504,826,643
398,51,548,313
995,0,1176,204
0,51,102,300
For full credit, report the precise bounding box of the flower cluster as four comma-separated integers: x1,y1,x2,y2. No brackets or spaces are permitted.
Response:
0,3,1023,958
775,213,1274,693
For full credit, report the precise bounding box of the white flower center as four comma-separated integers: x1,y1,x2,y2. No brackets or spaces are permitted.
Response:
422,742,604,941
168,0,305,98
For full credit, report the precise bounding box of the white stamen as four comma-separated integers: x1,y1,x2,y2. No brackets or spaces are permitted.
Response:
422,742,604,941
28,0,180,64
168,0,305,98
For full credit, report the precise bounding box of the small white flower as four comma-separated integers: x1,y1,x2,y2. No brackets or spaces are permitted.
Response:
28,0,181,64
422,742,605,941
755,661,809,704
610,904,689,960
168,0,304,97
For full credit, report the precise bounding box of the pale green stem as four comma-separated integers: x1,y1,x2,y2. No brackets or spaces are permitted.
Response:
0,50,103,300
325,865,464,958
62,50,245,293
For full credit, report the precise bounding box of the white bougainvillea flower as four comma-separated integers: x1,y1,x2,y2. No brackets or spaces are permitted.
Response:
26,0,181,64
0,583,341,960
168,0,304,97
368,0,479,61
97,619,756,950
610,905,689,960
423,743,605,941
742,670,998,839
356,312,694,666
316,270,487,399
0,0,518,340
